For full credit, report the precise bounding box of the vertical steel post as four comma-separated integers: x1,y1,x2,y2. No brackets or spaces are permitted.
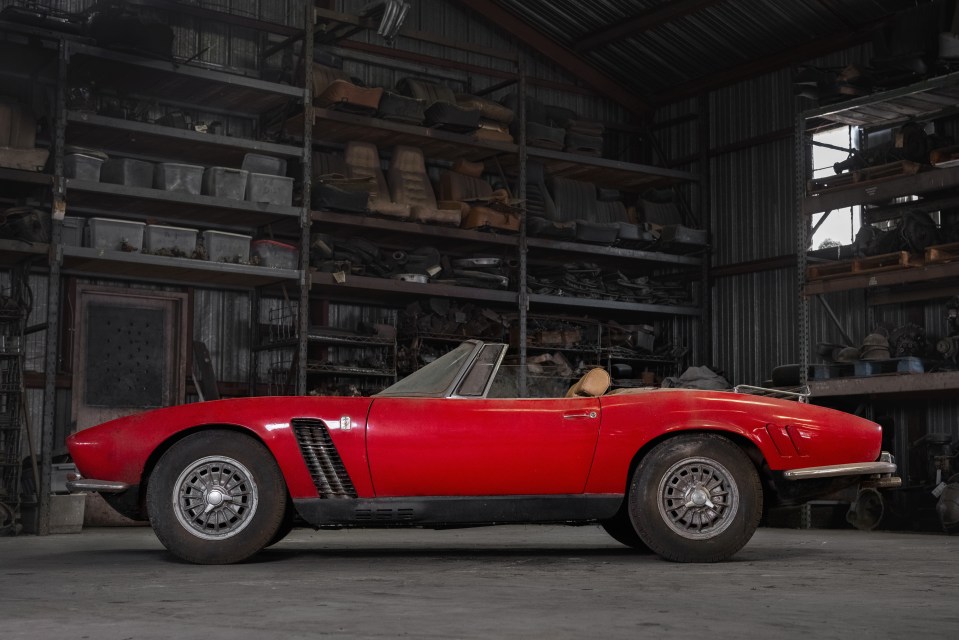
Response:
298,2,315,396
795,108,810,390
517,64,528,397
39,41,69,535
697,94,711,365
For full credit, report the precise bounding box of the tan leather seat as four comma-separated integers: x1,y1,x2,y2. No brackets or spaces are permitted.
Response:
437,160,519,232
344,142,410,219
565,368,611,398
386,146,461,225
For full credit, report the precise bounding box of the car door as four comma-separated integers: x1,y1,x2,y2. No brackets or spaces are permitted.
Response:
365,396,602,497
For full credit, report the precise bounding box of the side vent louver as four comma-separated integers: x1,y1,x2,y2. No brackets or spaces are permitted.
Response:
292,419,358,499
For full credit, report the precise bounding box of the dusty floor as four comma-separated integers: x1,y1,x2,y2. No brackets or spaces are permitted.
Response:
0,525,957,639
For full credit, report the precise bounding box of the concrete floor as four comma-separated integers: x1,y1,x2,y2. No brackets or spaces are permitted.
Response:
0,525,957,639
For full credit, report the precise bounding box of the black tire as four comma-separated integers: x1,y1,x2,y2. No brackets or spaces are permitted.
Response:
629,433,762,563
265,499,295,548
146,430,287,564
600,506,653,552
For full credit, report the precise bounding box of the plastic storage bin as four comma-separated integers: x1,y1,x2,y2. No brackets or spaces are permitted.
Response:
154,162,203,194
252,239,297,269
86,217,145,251
241,153,287,176
101,158,155,188
62,216,84,247
64,153,104,181
202,230,251,263
202,167,249,201
246,173,294,206
144,224,198,256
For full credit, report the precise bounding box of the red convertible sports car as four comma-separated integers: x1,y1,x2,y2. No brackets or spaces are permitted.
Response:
67,339,898,565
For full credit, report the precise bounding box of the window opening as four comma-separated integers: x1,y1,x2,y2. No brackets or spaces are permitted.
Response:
811,126,860,249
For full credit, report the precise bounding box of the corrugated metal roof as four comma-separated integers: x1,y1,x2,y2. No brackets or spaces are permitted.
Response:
492,0,918,104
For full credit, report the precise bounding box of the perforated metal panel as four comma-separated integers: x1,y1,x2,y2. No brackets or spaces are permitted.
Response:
84,304,165,408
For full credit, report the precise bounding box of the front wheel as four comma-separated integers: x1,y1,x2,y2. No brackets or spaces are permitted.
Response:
146,430,288,564
629,434,762,563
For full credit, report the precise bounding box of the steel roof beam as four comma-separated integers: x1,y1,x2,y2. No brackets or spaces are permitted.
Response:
575,0,725,53
452,0,650,116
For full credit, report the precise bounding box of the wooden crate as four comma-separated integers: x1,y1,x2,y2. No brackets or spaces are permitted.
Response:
806,251,922,280
807,160,922,194
925,241,959,264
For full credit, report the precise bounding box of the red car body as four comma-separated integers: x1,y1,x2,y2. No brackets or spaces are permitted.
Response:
67,340,897,564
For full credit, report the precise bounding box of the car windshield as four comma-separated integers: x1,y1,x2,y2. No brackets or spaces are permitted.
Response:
377,342,477,397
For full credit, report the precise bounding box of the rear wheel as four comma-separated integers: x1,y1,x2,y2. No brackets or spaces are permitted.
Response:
600,506,652,552
146,430,287,564
629,433,762,563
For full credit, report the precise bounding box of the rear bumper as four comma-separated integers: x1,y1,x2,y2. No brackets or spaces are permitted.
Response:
783,451,901,488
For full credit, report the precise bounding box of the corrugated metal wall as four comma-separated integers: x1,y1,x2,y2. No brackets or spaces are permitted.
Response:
654,40,959,444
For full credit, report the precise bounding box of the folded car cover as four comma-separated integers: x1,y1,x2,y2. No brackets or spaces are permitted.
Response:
376,91,425,124
564,131,604,156
312,180,372,213
641,188,683,226
566,119,605,136
423,102,481,132
525,121,565,150
542,104,578,128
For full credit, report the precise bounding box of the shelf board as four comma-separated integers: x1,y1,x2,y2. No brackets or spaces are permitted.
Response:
65,179,301,230
311,210,701,266
291,107,518,162
804,259,959,296
527,293,701,317
0,239,47,268
61,246,298,289
526,236,702,267
805,70,959,129
0,167,53,187
310,270,517,305
516,147,697,191
305,363,395,377
808,370,959,398
310,210,517,251
306,331,394,347
66,112,302,166
66,42,302,114
309,271,697,316
803,164,959,215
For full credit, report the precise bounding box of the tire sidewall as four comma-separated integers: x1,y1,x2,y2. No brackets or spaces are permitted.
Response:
629,433,762,563
146,430,287,564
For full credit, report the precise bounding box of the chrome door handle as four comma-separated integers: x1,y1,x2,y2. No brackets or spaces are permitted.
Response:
563,411,597,420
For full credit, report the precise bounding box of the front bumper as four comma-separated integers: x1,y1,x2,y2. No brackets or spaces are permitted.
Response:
66,476,130,494
783,451,901,488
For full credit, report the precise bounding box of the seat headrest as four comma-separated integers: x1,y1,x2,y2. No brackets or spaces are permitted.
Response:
565,368,611,398
345,142,381,169
390,145,427,173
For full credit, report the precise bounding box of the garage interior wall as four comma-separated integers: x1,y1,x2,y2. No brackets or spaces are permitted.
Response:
6,1,959,456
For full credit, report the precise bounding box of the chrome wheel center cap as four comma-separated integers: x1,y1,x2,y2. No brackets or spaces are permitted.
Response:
207,489,225,506
688,486,710,507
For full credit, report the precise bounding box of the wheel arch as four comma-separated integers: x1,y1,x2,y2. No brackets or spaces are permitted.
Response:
623,428,771,499
137,423,289,517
